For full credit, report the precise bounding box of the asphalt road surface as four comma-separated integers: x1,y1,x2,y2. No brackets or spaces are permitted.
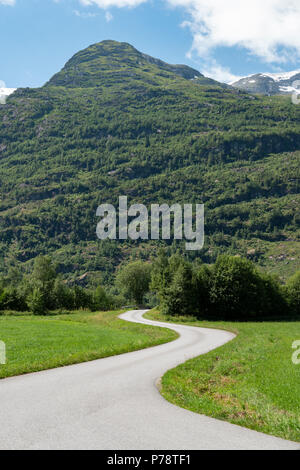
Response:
0,310,298,450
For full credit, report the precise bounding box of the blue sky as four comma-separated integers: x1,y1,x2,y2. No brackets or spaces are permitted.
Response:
1,0,300,88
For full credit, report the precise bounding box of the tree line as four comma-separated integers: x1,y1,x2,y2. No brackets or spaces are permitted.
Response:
0,253,299,319
151,253,300,320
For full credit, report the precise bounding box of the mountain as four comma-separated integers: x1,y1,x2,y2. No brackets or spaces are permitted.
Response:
0,41,299,283
231,71,300,95
46,40,217,88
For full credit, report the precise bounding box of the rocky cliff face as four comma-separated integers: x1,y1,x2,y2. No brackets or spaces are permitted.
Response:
231,71,300,95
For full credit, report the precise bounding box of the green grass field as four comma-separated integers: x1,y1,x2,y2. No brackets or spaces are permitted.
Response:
0,310,177,379
146,310,300,442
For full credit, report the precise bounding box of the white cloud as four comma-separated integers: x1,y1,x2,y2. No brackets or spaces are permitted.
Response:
167,0,300,64
200,61,242,84
73,9,97,17
75,0,300,82
105,11,113,21
0,0,15,5
79,0,146,8
77,0,300,66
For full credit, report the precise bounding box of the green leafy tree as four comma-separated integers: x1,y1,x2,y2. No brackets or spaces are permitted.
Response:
52,278,74,310
28,287,47,315
151,251,182,302
116,261,152,306
209,255,286,319
286,271,300,316
195,265,213,317
27,256,57,312
91,286,112,311
160,262,198,317
32,256,57,288
0,286,27,311
73,285,92,310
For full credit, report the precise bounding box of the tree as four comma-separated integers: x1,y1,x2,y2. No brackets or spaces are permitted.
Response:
210,255,258,319
52,278,74,310
27,256,57,312
286,271,300,316
150,251,182,303
32,256,57,288
27,287,47,315
258,272,287,318
0,286,27,312
91,286,112,311
209,255,286,320
73,285,92,310
195,265,212,318
116,261,152,306
160,262,198,317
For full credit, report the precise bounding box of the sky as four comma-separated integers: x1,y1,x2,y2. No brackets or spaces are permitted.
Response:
1,0,300,88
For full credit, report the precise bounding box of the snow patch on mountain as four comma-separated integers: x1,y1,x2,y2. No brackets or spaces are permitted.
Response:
231,70,300,95
261,71,300,82
279,85,299,93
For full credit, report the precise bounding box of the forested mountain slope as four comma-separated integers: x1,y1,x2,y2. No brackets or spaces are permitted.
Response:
0,40,299,283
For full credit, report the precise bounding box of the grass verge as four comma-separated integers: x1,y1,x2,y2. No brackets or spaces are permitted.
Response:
0,310,177,379
145,309,300,442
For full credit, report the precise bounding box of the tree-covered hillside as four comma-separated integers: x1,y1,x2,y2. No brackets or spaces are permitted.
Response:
0,40,299,284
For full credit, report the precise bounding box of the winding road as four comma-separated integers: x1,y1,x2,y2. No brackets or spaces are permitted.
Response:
0,310,298,450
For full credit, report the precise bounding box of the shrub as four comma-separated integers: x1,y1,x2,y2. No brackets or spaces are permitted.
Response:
209,255,287,320
152,254,289,321
91,286,112,311
0,286,27,311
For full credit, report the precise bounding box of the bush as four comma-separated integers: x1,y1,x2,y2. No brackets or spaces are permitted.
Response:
91,286,113,311
209,255,287,320
0,286,27,311
151,253,290,320
286,271,300,316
